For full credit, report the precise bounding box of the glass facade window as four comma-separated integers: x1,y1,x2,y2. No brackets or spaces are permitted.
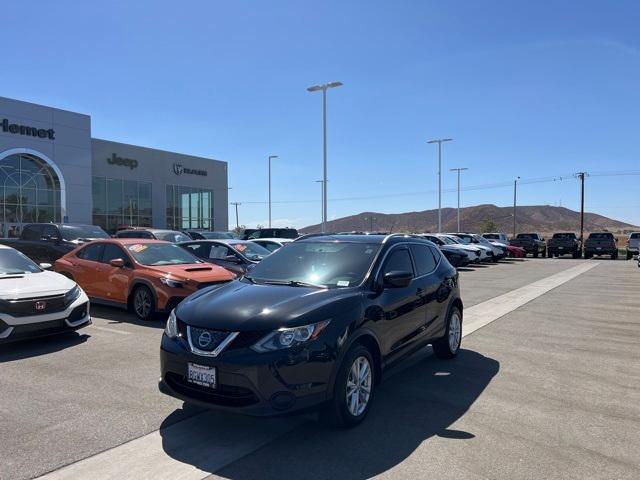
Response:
166,184,214,230
1,153,61,236
92,176,152,233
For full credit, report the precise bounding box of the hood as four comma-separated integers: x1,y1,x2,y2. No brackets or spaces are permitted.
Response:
0,270,76,300
145,263,235,282
176,280,362,331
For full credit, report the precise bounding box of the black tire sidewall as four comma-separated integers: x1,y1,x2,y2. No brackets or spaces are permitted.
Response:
326,345,375,427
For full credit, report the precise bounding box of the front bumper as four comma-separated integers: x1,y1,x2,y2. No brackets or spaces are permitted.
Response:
159,332,334,416
0,292,91,343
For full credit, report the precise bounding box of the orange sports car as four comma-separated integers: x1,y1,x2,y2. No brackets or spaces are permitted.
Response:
55,239,235,319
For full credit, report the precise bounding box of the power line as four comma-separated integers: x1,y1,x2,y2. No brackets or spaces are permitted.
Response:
233,170,640,205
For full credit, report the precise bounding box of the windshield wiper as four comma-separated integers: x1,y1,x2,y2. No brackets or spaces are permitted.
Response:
259,279,327,289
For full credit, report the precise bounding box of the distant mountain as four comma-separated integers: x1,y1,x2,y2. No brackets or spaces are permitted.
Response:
300,204,638,235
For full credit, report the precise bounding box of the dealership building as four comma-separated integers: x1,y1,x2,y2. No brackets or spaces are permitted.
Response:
0,96,229,236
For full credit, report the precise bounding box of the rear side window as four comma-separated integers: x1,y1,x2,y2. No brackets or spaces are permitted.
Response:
77,243,104,261
552,233,576,239
410,244,437,276
382,248,414,276
22,225,42,241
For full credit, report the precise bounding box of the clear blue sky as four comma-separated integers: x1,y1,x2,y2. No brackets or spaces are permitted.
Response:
2,0,639,228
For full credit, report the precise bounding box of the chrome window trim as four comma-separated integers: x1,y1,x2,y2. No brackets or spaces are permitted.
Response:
186,327,238,357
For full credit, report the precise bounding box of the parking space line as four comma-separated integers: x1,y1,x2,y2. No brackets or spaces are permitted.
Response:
462,261,599,337
86,324,131,336
35,413,306,480
35,262,599,480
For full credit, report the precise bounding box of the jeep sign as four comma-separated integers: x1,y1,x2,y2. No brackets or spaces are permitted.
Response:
107,153,138,170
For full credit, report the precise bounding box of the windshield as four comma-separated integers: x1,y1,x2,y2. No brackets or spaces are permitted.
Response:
0,249,42,275
453,235,472,245
422,235,443,245
437,235,455,245
553,233,576,239
246,241,381,287
126,243,202,266
60,225,109,241
154,231,191,243
229,242,271,261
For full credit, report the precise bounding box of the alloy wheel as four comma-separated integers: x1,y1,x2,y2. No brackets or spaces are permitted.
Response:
448,311,462,352
346,356,372,417
134,289,152,318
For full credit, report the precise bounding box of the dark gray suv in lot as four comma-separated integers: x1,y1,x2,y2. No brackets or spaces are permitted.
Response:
159,234,463,427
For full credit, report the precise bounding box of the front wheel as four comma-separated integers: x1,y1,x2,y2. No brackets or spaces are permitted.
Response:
320,345,375,428
627,251,633,260
533,249,539,258
433,306,462,359
132,285,156,320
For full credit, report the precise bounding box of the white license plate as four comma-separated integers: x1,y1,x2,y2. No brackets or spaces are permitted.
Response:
596,247,602,250
558,247,564,249
187,363,217,389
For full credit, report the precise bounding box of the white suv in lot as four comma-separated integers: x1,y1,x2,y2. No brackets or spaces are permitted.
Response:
0,245,90,343
626,232,640,260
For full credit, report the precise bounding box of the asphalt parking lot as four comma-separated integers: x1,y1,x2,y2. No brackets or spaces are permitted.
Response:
1,258,639,480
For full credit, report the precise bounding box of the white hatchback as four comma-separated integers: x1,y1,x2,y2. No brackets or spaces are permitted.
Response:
0,245,90,343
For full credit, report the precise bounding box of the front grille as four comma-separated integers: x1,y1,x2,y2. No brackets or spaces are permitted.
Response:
187,325,235,355
0,294,67,317
165,372,259,407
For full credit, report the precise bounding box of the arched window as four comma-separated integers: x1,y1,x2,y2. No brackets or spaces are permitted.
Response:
0,153,62,228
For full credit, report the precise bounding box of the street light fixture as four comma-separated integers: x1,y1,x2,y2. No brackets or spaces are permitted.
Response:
307,81,343,233
268,155,278,228
427,138,453,233
449,167,468,232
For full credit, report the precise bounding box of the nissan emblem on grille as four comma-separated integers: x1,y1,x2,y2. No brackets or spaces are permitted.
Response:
198,331,212,348
35,301,47,311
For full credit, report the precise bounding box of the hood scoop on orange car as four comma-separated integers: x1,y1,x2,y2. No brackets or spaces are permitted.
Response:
183,266,213,272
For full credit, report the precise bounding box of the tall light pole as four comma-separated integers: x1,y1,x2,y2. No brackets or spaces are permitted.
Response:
513,176,520,238
268,155,278,228
575,172,588,245
427,138,453,232
230,202,241,229
315,180,324,228
307,81,343,233
450,167,468,232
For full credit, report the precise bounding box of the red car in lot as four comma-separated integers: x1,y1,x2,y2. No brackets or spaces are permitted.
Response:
506,244,525,258
55,239,235,319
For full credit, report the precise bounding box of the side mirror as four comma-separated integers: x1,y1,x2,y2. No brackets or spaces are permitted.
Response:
39,263,52,270
110,258,125,268
382,271,413,289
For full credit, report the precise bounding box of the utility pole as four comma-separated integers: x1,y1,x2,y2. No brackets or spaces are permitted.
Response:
575,172,587,245
427,138,453,233
268,155,278,228
450,167,468,232
230,202,241,229
513,176,520,238
307,81,343,233
315,180,324,227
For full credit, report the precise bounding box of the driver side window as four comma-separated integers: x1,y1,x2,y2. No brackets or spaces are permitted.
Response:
381,248,414,277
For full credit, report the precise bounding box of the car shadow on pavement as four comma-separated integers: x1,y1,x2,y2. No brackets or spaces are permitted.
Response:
90,305,167,329
158,348,499,479
0,332,90,362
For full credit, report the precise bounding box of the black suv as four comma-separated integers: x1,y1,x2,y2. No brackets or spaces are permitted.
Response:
159,234,463,427
242,228,299,240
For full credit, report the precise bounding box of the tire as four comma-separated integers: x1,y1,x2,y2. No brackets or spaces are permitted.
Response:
626,251,632,260
320,344,375,428
533,249,539,258
584,252,591,259
612,252,618,260
572,250,579,259
131,285,156,320
433,306,462,359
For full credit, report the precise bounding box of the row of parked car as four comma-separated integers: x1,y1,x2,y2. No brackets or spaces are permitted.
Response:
1,227,465,426
484,231,639,260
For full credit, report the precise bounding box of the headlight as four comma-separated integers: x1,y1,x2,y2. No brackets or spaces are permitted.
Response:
160,277,184,288
251,320,331,353
64,285,81,305
165,309,178,339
